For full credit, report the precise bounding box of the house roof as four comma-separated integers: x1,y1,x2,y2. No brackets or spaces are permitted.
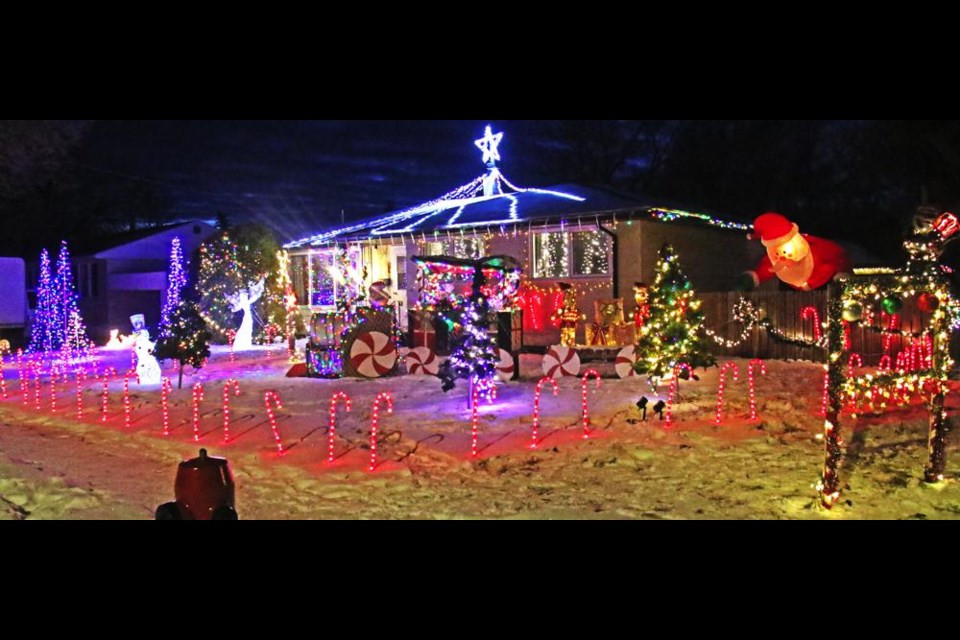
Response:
72,221,218,259
284,181,751,249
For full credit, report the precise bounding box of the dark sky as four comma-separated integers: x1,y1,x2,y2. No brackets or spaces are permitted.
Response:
76,120,561,243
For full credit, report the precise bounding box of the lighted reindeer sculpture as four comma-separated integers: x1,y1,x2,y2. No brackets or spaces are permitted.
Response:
818,208,960,509
225,279,265,352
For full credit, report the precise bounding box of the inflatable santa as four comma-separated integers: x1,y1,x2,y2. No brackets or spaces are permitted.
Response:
740,212,851,291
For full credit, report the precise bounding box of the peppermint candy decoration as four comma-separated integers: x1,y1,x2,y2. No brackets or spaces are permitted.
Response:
496,349,515,380
615,346,638,379
406,347,439,376
542,345,580,379
349,332,397,378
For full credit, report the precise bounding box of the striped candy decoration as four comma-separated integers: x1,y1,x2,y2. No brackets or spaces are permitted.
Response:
349,331,397,378
496,349,515,380
615,346,638,379
542,345,580,379
406,347,439,376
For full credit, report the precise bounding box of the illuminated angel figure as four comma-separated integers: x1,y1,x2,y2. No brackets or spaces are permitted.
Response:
226,278,265,351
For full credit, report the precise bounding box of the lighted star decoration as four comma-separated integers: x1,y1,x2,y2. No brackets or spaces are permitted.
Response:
475,125,504,165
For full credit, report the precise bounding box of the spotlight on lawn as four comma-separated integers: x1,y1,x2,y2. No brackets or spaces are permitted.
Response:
652,400,666,420
636,397,648,421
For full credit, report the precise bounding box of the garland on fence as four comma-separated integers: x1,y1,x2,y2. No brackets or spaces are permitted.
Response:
701,298,828,350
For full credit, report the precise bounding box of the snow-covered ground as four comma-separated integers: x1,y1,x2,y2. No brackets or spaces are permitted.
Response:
1,345,958,519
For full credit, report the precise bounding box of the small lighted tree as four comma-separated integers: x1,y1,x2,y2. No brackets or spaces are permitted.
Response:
160,237,187,338
153,299,211,389
633,244,715,386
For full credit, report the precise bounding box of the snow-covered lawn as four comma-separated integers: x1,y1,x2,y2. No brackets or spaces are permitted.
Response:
1,346,958,519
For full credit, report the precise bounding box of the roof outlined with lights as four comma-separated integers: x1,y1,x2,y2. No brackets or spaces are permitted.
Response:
285,126,750,249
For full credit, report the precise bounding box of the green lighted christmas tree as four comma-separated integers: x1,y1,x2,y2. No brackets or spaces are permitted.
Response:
153,299,212,389
633,244,715,386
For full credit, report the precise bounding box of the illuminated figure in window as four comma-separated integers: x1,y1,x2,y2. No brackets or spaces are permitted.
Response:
551,283,583,347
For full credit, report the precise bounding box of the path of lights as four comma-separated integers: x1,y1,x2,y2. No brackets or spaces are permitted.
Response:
31,363,41,410
49,366,59,413
469,381,497,457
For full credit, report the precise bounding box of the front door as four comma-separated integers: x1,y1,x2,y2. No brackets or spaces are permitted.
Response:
388,245,408,331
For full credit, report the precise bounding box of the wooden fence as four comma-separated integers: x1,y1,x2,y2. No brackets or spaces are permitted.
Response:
700,291,934,364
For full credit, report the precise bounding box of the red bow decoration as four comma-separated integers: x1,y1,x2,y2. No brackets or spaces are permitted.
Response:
933,212,959,239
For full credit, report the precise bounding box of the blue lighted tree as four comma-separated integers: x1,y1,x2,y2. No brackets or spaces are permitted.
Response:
160,237,187,338
28,248,55,353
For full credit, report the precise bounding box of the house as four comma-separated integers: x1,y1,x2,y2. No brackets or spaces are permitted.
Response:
284,127,762,347
59,221,218,342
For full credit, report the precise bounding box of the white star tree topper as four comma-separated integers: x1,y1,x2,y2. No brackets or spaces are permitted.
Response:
475,125,504,164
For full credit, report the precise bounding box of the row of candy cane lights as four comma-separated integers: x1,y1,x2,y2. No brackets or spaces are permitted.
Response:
4,353,775,470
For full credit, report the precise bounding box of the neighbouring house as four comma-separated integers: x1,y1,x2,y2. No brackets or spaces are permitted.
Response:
284,127,764,348
25,221,219,343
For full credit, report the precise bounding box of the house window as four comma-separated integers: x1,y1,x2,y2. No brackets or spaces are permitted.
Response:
532,230,611,279
308,247,361,309
291,255,308,304
420,238,486,259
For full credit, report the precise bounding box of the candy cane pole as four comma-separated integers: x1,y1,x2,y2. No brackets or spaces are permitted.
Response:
531,376,559,449
714,362,739,427
847,353,862,379
192,382,205,442
328,392,351,463
222,379,241,442
368,392,394,471
32,363,42,410
264,390,287,456
49,366,60,413
17,349,26,403
0,355,7,400
747,359,766,421
666,363,693,429
802,306,822,342
227,329,237,363
580,369,601,439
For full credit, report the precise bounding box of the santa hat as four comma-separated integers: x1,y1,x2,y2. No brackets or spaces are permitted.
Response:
751,212,799,248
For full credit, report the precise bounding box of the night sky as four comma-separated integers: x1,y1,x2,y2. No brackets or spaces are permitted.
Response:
76,120,563,243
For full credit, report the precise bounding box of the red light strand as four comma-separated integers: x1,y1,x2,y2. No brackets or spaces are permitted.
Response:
714,362,739,426
123,370,138,428
847,353,862,379
0,355,6,400
161,377,172,435
32,363,41,410
75,369,86,419
820,369,829,418
580,369,601,439
192,382,205,442
802,306,822,341
222,379,241,442
49,366,59,413
879,354,892,371
100,367,117,423
747,359,766,421
264,390,286,456
16,349,25,402
666,363,693,429
530,376,559,449
368,392,394,471
228,329,237,363
328,391,351,463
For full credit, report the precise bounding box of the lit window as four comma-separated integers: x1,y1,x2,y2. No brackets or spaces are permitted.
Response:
308,247,361,308
532,230,611,278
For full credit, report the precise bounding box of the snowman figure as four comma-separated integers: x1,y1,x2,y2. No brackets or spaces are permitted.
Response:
130,314,163,385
